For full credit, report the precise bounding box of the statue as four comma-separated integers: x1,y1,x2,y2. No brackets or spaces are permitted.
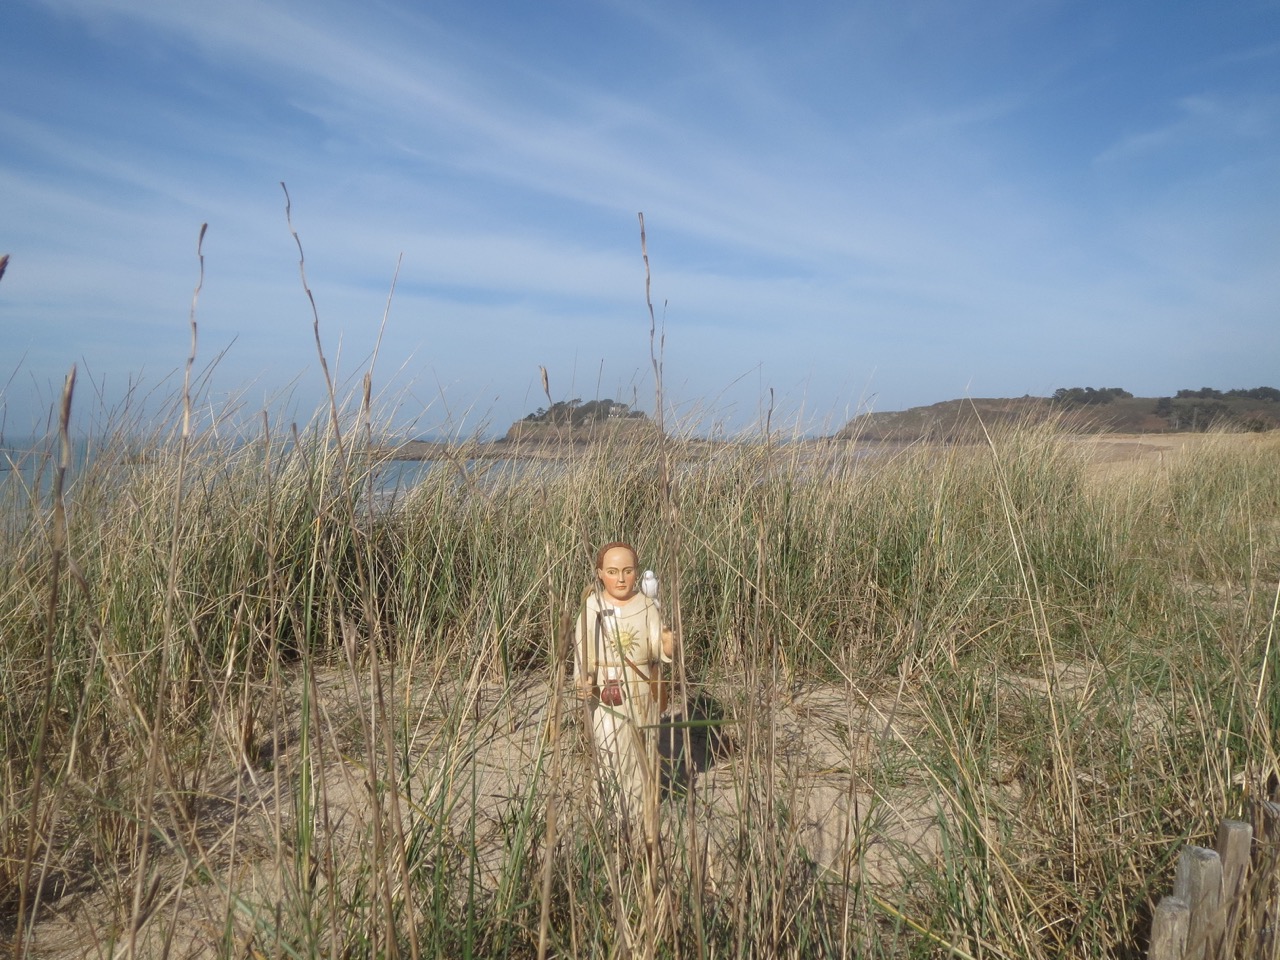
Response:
575,541,675,842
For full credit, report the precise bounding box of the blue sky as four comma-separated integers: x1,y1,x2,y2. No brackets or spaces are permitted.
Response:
2,0,1277,438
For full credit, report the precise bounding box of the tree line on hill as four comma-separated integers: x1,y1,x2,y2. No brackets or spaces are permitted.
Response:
1050,387,1133,405
520,398,647,427
1052,385,1280,431
1172,387,1280,402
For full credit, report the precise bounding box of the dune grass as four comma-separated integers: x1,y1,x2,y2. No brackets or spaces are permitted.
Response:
2,383,1278,958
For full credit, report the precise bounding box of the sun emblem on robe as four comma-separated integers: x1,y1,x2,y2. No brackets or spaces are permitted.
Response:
613,624,640,658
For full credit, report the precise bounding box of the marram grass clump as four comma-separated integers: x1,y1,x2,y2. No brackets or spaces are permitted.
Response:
2,404,1278,958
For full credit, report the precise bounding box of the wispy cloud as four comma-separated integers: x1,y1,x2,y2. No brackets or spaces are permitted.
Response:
1095,93,1276,166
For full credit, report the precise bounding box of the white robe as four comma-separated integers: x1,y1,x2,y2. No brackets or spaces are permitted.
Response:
574,590,671,834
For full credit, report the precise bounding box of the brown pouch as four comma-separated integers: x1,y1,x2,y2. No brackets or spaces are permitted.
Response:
600,678,625,706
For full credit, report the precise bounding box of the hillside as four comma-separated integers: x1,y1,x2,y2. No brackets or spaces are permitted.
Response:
500,396,659,444
837,390,1280,442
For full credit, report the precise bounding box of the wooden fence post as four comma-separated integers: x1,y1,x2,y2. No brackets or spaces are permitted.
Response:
1174,845,1222,960
1149,810,1279,959
1216,819,1251,958
1149,896,1190,960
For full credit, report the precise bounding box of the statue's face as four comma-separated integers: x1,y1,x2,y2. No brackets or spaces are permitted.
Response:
597,546,638,603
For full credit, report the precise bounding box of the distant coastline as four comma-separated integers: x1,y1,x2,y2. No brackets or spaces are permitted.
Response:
379,390,1278,461
835,390,1279,441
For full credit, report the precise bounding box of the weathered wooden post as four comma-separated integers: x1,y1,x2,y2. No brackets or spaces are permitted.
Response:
1216,819,1252,957
1149,812,1272,959
1175,845,1222,960
1149,896,1190,960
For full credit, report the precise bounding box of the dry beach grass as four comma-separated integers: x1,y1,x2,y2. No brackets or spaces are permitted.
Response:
3,390,1279,958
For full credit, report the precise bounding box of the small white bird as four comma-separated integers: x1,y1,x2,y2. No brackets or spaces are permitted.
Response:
640,570,659,599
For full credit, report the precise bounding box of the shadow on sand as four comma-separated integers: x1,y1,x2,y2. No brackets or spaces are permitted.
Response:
655,690,734,796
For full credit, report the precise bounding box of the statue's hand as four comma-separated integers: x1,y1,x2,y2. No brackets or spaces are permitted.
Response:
661,627,676,657
575,676,596,701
